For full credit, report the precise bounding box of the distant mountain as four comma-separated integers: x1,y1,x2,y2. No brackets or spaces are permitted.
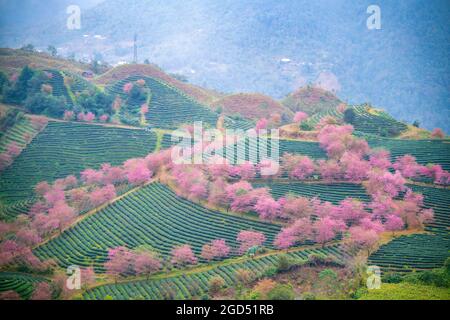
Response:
0,0,448,132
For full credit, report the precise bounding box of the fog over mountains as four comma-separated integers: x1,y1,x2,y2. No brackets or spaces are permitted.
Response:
0,0,449,131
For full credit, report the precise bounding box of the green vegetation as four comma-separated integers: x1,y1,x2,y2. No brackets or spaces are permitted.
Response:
303,105,407,137
24,93,66,118
368,234,449,273
351,105,407,137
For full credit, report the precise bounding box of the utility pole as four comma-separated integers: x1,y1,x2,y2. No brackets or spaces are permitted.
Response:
133,33,138,63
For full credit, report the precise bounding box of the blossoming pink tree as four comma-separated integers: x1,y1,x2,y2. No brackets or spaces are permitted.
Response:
201,239,231,261
236,230,266,253
171,244,198,266
293,111,308,123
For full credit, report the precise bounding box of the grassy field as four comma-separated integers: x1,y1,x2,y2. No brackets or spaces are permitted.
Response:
359,282,450,300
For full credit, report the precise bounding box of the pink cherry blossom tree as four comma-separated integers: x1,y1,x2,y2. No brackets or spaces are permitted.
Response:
317,159,342,181
89,184,116,206
254,196,281,220
81,168,104,185
207,178,229,208
63,110,74,121
84,112,95,122
134,252,162,278
236,230,266,253
274,218,313,249
347,226,380,255
313,217,345,247
201,239,231,261
340,152,370,182
171,244,198,266
293,111,308,123
105,246,133,279
43,188,65,206
140,104,149,115
384,214,404,234
431,128,445,139
47,201,77,231
6,142,21,157
334,198,368,225
80,267,96,290
123,82,133,94
369,149,391,170
77,112,85,122
35,181,51,196
366,170,406,198
233,161,256,180
392,155,422,179
255,118,268,132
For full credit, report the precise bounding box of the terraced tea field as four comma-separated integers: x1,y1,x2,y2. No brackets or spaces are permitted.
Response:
219,136,450,171
255,181,450,273
303,105,407,137
253,182,370,204
0,115,40,153
368,233,449,274
107,75,218,129
368,139,450,171
44,70,73,106
223,116,255,131
61,71,96,95
0,121,158,206
34,183,281,270
217,138,326,164
83,243,349,300
0,272,48,300
351,106,407,136
369,185,450,273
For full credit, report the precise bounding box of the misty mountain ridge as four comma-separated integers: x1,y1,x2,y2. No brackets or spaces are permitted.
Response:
0,0,448,132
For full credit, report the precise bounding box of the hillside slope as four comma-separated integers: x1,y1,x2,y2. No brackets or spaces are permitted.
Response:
94,64,221,105
0,48,94,76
